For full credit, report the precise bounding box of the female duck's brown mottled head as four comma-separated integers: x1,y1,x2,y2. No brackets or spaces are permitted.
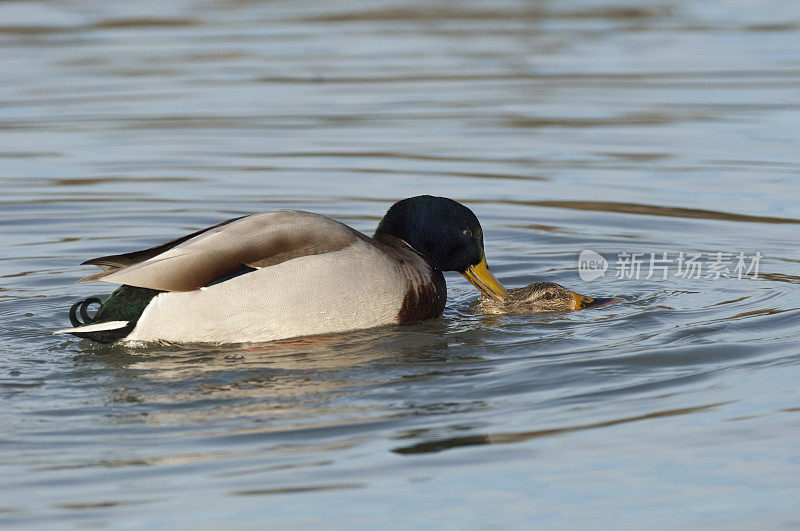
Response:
475,281,621,315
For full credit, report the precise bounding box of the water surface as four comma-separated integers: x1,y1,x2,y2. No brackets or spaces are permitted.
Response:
2,0,800,527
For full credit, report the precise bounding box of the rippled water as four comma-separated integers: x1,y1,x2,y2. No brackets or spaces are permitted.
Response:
2,0,800,527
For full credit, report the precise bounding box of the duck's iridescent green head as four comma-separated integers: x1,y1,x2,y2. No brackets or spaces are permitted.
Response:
375,195,507,301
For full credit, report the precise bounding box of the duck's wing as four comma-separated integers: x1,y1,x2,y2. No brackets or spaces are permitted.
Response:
81,216,246,272
77,210,361,291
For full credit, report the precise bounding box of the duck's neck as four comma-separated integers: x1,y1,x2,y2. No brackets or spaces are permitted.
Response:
369,231,448,321
375,214,438,270
373,232,414,251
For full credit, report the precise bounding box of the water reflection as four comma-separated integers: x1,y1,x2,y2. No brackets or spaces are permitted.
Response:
90,326,451,428
393,402,728,454
485,200,800,225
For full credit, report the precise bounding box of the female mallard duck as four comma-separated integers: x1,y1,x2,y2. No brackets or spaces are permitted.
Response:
474,281,620,315
55,195,507,344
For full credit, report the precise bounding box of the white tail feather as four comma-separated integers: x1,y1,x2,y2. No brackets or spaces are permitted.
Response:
54,321,129,335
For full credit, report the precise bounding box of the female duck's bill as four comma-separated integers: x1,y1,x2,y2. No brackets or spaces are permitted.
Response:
572,292,622,311
475,281,621,315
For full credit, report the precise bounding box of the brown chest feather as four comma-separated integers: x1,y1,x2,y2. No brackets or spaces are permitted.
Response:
397,269,446,323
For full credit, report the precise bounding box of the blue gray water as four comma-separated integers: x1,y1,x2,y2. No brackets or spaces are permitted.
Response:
2,0,800,527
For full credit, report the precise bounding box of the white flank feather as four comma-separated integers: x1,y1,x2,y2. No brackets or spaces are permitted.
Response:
124,239,415,343
54,321,129,335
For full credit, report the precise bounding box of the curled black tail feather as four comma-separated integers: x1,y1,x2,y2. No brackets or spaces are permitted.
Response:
64,286,163,343
69,297,103,327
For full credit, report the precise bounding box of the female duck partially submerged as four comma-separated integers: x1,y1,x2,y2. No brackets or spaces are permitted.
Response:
475,281,621,315
56,196,507,344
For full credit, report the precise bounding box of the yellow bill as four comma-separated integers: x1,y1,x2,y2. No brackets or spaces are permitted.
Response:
571,292,595,310
571,292,623,310
461,257,507,302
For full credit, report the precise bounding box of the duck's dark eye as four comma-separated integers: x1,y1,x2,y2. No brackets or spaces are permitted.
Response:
462,229,473,238
543,291,554,300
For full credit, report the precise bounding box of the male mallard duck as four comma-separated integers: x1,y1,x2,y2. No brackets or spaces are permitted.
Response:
474,281,620,315
55,195,507,344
